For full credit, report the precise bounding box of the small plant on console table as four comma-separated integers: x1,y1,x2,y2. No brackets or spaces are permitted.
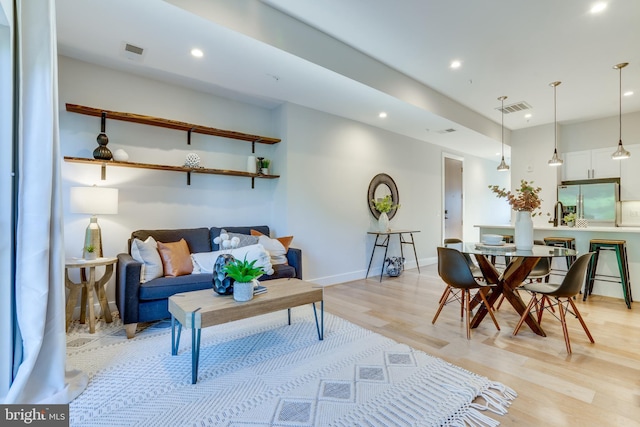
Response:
223,257,265,302
372,195,400,232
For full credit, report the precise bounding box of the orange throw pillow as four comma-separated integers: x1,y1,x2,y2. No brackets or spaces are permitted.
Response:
250,229,294,251
157,238,193,277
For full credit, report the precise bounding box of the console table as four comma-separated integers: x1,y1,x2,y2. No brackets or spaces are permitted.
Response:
366,230,420,281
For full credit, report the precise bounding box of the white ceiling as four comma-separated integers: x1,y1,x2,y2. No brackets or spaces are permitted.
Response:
55,0,640,161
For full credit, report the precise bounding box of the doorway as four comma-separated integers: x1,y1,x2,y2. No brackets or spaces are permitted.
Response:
443,156,463,241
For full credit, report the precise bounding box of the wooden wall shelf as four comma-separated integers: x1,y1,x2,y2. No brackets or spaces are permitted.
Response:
65,103,281,148
64,157,279,187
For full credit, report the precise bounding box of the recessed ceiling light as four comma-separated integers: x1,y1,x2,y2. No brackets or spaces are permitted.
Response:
379,112,387,118
524,113,532,119
450,60,462,69
590,2,607,14
496,152,501,156
624,91,634,97
191,48,204,58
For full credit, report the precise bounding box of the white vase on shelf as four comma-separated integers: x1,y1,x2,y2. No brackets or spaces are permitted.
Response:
378,212,390,232
514,210,533,250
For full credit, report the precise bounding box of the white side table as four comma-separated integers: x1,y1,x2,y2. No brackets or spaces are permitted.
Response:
65,257,117,333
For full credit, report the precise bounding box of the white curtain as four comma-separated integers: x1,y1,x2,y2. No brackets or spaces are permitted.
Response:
2,0,87,403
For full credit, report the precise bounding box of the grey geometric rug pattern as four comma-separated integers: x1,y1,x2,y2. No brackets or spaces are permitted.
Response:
67,308,516,426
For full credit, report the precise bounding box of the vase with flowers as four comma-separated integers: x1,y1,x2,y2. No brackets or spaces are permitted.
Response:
372,195,400,232
489,180,543,250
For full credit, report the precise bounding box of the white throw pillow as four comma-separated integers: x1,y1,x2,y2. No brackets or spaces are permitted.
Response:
130,236,164,283
191,243,274,276
257,235,288,265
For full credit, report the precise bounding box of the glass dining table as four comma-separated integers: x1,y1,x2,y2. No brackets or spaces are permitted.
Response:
458,242,578,337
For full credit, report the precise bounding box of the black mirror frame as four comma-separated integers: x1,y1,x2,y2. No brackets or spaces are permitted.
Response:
367,173,399,220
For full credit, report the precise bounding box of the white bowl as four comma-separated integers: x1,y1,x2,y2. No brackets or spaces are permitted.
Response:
482,234,503,244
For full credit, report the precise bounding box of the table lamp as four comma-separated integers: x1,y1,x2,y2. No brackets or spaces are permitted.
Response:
70,186,118,258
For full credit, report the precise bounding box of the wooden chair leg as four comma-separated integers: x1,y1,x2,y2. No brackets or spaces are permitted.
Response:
513,296,538,336
478,288,500,331
558,299,572,354
495,294,505,310
432,287,451,324
438,285,450,304
568,297,595,344
465,289,472,340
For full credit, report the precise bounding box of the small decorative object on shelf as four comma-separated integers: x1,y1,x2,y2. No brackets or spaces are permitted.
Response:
113,148,129,162
93,112,113,160
223,257,265,302
260,158,271,175
184,153,201,168
256,157,264,175
247,155,257,173
576,218,588,228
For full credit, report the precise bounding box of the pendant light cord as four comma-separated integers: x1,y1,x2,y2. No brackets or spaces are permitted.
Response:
619,65,622,142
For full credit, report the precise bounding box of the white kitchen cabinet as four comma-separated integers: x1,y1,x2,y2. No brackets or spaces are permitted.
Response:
562,148,621,181
619,144,640,200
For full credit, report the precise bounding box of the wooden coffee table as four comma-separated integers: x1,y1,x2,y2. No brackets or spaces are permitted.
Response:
168,278,324,384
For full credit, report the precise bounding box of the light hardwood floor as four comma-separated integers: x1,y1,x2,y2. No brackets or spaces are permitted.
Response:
323,264,640,427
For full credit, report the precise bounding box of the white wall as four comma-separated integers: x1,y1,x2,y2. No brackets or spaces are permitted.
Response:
58,56,503,309
561,111,640,153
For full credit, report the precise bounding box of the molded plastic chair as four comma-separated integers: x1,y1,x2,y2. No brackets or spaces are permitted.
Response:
443,238,483,279
433,247,500,339
513,252,595,354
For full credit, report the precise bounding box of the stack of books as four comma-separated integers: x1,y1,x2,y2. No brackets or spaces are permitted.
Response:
253,285,267,295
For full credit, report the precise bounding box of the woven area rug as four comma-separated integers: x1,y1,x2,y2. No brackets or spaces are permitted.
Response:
66,308,516,426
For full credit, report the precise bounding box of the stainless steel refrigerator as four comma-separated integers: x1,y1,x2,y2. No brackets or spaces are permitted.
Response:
557,179,619,226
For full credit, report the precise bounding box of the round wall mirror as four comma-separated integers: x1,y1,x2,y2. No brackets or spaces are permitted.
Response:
367,173,399,220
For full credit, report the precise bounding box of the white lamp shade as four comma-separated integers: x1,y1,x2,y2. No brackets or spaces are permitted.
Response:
70,187,118,215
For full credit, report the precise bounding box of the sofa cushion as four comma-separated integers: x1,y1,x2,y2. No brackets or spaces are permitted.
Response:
191,244,274,276
270,264,296,280
221,229,259,248
210,226,269,250
139,274,214,300
157,239,193,277
132,228,211,254
130,236,164,282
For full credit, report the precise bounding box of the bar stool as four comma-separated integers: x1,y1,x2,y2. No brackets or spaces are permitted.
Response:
543,237,577,270
583,239,632,309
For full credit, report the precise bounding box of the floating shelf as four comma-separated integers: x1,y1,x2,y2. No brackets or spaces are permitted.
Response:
64,157,279,188
65,103,281,149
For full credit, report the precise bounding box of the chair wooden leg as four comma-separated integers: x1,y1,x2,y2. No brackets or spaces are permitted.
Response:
495,294,505,310
438,285,450,304
568,297,595,344
513,296,538,336
478,288,500,331
558,299,572,354
432,287,451,324
465,289,471,339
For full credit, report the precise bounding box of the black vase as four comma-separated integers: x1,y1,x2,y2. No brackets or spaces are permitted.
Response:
213,254,235,295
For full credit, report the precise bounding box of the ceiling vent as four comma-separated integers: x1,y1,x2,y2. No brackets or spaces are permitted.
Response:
496,101,532,114
121,42,146,61
437,128,457,134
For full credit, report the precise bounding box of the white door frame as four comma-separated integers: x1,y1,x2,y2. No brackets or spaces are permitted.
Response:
442,152,465,243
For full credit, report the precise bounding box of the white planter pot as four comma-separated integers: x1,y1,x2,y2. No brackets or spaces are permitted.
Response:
378,212,390,232
514,211,534,251
233,280,255,302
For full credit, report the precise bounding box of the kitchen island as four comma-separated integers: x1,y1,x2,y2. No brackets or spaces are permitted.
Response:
475,224,639,304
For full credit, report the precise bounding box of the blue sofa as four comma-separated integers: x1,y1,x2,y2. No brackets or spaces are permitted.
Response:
115,225,302,338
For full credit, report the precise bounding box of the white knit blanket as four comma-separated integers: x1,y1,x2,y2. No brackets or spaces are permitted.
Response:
67,308,516,426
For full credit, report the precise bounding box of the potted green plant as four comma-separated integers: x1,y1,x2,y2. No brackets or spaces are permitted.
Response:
260,158,271,175
223,257,265,301
372,195,400,232
563,212,577,227
84,245,97,260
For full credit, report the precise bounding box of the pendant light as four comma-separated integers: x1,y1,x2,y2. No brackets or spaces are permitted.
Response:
548,81,563,166
497,96,510,171
611,62,630,160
